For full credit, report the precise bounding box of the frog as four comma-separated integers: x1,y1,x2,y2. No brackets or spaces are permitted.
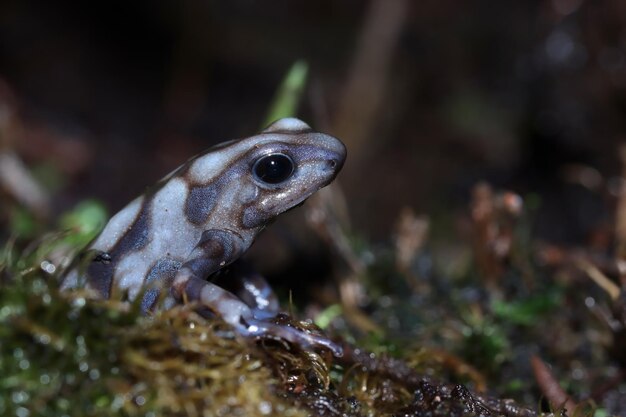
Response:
61,118,346,356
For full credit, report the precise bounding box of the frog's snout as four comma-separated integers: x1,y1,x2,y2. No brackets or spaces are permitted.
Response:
324,137,347,175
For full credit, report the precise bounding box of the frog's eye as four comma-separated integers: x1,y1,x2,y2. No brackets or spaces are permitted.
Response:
252,153,295,184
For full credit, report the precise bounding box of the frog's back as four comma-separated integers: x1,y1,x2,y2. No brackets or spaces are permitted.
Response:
86,177,207,299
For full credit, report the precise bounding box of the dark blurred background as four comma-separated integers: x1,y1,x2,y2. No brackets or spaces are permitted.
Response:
4,2,626,411
1,0,625,244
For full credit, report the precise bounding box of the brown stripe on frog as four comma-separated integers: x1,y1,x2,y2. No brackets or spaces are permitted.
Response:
185,183,219,225
183,158,249,225
86,199,152,298
140,257,183,311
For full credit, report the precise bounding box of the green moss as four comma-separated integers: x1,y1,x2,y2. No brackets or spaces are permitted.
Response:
0,270,311,417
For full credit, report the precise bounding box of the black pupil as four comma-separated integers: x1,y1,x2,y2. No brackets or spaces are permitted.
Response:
253,154,294,184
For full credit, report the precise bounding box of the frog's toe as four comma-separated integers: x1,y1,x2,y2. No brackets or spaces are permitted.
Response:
242,318,343,357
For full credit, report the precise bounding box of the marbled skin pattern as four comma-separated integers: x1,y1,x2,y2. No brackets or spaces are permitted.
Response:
62,118,346,356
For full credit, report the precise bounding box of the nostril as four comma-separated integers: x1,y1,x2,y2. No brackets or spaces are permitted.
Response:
328,159,337,169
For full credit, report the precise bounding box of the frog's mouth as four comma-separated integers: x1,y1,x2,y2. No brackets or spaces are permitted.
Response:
244,195,310,229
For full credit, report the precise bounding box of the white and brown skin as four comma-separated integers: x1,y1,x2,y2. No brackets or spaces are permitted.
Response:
62,118,346,356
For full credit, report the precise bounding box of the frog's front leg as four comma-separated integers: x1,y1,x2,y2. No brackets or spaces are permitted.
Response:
218,260,280,320
170,229,247,323
171,229,342,357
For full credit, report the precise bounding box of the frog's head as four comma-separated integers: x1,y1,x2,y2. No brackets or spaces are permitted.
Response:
183,118,346,232
236,118,347,230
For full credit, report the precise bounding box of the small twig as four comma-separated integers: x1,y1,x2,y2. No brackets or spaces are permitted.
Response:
530,355,578,414
0,152,50,219
306,186,381,335
615,144,626,286
333,0,409,164
575,258,621,301
470,182,523,294
394,207,429,274
306,186,363,275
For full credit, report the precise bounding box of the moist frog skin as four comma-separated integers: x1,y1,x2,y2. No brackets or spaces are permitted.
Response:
62,118,346,356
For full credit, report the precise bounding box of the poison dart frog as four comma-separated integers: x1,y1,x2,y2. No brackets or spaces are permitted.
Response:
62,118,346,356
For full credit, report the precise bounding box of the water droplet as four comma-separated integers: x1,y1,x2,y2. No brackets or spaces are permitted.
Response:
38,334,51,345
13,348,23,359
11,391,28,404
72,298,86,308
16,406,29,417
0,306,14,319
40,260,57,274
259,401,272,415
111,395,125,411
571,367,584,380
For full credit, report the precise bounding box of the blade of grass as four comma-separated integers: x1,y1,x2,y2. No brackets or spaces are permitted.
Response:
263,60,308,127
